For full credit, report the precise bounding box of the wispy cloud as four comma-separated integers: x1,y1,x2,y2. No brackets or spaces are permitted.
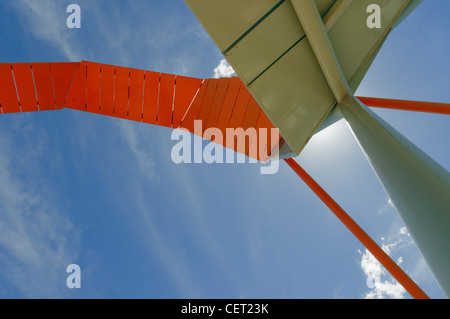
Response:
11,0,81,60
0,120,80,298
111,121,203,297
376,199,394,215
115,121,156,181
4,0,251,298
6,0,221,297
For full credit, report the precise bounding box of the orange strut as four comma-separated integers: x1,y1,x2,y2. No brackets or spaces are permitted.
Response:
284,158,429,299
356,96,450,115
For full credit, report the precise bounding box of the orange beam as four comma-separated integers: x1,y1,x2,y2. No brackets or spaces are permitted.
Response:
284,157,429,299
357,96,450,115
0,61,279,162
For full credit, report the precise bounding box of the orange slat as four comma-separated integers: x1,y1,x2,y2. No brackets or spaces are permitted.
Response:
99,63,115,116
86,62,101,114
128,68,145,122
242,98,261,130
254,112,279,162
228,81,251,128
114,66,129,119
172,76,203,128
179,79,208,133
157,73,176,127
142,71,160,125
0,63,20,113
32,63,56,111
241,98,261,158
12,63,38,112
50,62,79,109
196,79,219,130
225,82,252,159
65,61,87,111
204,78,230,130
203,77,231,147
215,77,241,135
213,77,242,154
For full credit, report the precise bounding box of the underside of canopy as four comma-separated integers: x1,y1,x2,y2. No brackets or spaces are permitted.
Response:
185,0,424,156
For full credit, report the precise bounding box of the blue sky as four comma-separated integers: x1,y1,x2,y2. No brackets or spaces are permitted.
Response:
0,0,448,299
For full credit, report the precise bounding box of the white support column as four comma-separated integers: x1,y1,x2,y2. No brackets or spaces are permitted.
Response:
339,96,450,297
291,0,450,297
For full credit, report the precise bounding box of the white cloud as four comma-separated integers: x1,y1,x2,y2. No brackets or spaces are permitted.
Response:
213,59,236,78
357,193,446,298
358,225,415,299
399,227,409,235
359,244,407,299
